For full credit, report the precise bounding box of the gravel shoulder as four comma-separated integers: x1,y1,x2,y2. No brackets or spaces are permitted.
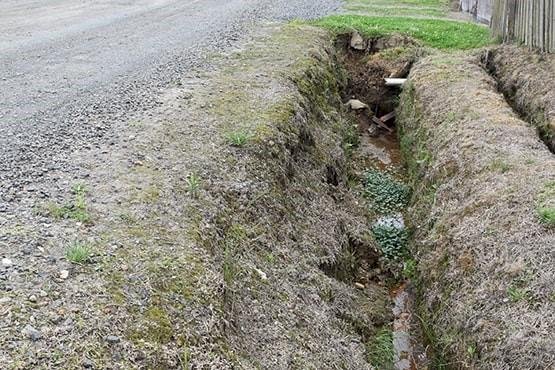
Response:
0,18,393,369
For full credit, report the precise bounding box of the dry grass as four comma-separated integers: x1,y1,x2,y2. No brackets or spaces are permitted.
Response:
484,45,555,151
398,52,555,369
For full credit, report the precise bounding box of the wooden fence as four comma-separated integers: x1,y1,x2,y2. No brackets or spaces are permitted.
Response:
459,0,493,24
491,0,555,52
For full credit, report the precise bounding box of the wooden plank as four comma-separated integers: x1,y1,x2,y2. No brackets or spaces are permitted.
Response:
379,111,396,122
371,116,393,132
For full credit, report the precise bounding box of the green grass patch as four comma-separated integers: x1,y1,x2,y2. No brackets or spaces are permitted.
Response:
312,15,492,50
225,130,252,147
538,207,555,227
537,181,555,227
346,4,446,17
66,242,92,264
367,327,394,369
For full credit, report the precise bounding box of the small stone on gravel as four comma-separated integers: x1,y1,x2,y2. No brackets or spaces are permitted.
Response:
82,358,95,368
105,335,120,344
60,270,69,279
1,258,13,267
22,324,42,341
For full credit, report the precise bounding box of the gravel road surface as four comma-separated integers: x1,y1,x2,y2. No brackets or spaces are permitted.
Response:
1,1,343,367
0,0,340,206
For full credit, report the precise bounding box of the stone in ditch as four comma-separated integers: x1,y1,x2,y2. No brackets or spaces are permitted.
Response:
22,324,42,341
346,99,368,110
350,32,366,51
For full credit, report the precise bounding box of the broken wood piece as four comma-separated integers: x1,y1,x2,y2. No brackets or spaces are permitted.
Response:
372,116,393,132
385,78,407,87
379,111,395,123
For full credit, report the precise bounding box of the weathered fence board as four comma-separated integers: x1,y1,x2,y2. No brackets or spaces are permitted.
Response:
491,0,555,52
459,0,493,23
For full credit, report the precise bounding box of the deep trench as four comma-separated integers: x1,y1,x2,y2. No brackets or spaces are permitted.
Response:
319,34,429,370
481,49,555,154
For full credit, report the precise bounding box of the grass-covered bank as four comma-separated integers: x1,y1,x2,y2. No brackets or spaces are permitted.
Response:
312,15,492,50
397,52,555,369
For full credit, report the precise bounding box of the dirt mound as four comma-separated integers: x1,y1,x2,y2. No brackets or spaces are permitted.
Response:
483,45,555,151
398,52,555,369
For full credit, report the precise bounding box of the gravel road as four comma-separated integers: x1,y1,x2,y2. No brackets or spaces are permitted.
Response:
1,1,343,366
0,0,340,206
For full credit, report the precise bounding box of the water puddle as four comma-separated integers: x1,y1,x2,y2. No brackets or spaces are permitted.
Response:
391,283,429,370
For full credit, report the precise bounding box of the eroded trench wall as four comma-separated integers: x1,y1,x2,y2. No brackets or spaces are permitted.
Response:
484,45,555,151
397,53,555,368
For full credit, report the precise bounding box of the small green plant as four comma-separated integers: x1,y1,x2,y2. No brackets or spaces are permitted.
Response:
45,183,91,223
226,130,251,147
372,221,408,259
185,172,201,196
342,124,360,157
364,170,410,214
66,242,92,264
402,258,417,280
507,285,527,302
266,253,276,264
467,344,477,357
367,328,394,369
538,207,555,227
536,181,555,227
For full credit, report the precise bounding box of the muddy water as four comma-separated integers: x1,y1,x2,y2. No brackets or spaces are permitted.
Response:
353,111,429,370
391,283,429,370
354,110,402,169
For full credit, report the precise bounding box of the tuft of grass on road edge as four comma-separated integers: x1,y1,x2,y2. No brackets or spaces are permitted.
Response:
311,15,493,50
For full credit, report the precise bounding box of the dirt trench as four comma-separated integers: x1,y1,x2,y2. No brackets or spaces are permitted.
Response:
481,45,555,152
326,33,431,370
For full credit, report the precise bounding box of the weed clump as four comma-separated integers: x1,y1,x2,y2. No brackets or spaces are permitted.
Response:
185,173,201,197
45,183,91,223
372,217,408,259
226,130,251,147
66,242,92,264
364,169,410,214
367,327,394,369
